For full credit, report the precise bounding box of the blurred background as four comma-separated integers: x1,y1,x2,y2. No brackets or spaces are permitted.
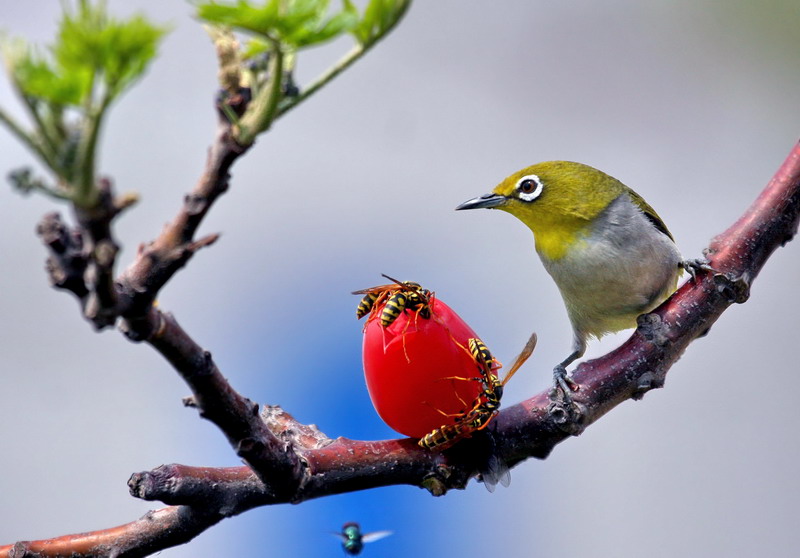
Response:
2,1,799,556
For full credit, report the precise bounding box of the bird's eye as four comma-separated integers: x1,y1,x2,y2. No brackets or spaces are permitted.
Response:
515,174,543,202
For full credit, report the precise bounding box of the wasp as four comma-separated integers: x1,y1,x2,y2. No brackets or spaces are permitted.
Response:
418,333,537,451
353,274,433,328
417,401,495,450
468,338,503,403
355,291,380,320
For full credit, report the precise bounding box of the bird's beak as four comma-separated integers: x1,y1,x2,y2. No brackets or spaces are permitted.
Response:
455,193,507,211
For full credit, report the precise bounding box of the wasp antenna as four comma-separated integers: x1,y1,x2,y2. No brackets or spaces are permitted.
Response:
380,273,405,285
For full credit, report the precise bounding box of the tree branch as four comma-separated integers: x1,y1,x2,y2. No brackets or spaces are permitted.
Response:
134,141,799,509
0,506,221,558
7,141,799,557
114,121,247,336
36,212,89,301
128,309,304,497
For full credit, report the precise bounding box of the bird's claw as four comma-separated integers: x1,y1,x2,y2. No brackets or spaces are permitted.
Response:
548,366,584,431
680,257,717,282
550,364,578,404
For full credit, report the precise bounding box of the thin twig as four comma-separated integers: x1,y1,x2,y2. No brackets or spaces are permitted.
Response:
114,123,246,331
276,1,412,120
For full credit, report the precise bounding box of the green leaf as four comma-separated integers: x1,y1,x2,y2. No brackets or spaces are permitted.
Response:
3,1,167,107
54,1,168,100
351,0,409,46
9,48,92,105
197,0,356,48
242,37,274,60
196,0,283,37
282,0,329,31
0,1,168,205
286,1,359,47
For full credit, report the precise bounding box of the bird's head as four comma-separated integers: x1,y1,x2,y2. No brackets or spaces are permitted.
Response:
456,161,626,260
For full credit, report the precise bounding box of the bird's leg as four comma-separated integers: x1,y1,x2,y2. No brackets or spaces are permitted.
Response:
547,349,585,429
550,339,584,403
551,361,579,403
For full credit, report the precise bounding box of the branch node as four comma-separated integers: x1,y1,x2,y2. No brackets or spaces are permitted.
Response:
546,401,586,435
36,212,89,298
714,272,751,304
261,405,333,449
421,473,448,497
189,233,221,252
237,436,265,457
184,193,211,216
128,471,156,500
119,305,162,342
93,238,119,268
631,371,662,400
200,350,214,375
113,191,140,215
83,292,118,330
636,312,670,347
10,541,31,558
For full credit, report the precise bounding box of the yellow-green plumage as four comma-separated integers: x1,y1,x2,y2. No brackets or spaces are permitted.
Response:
457,161,682,395
492,161,674,261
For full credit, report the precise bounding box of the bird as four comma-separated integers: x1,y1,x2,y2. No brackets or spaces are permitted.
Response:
333,522,393,555
456,161,683,401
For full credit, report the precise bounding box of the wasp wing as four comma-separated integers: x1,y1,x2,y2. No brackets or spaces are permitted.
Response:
351,283,395,295
481,453,511,493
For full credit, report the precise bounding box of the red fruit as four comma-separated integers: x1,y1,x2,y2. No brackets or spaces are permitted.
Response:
362,298,485,438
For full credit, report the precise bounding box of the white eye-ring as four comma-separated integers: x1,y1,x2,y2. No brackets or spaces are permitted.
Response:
515,174,543,202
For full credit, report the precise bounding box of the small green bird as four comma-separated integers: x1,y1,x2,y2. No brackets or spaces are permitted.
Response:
456,161,682,400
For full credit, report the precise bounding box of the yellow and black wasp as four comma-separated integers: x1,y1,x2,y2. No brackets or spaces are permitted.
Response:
418,333,537,452
353,274,433,328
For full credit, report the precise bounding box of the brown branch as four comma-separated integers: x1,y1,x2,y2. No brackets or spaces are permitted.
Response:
76,178,122,329
140,310,303,497
129,465,269,509
36,179,142,330
30,96,298,486
0,506,221,558
114,121,247,337
36,212,89,301
10,141,799,556
95,106,311,495
132,140,800,506
29,91,302,500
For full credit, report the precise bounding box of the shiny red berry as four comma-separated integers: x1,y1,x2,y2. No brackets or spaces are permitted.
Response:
362,298,485,438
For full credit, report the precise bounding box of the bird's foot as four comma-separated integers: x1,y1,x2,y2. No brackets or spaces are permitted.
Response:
548,366,584,432
680,257,716,281
549,364,578,404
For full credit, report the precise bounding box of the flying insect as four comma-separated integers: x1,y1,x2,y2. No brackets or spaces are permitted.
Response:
333,522,393,556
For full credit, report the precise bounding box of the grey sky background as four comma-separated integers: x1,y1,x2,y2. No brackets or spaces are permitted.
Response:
1,1,799,556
